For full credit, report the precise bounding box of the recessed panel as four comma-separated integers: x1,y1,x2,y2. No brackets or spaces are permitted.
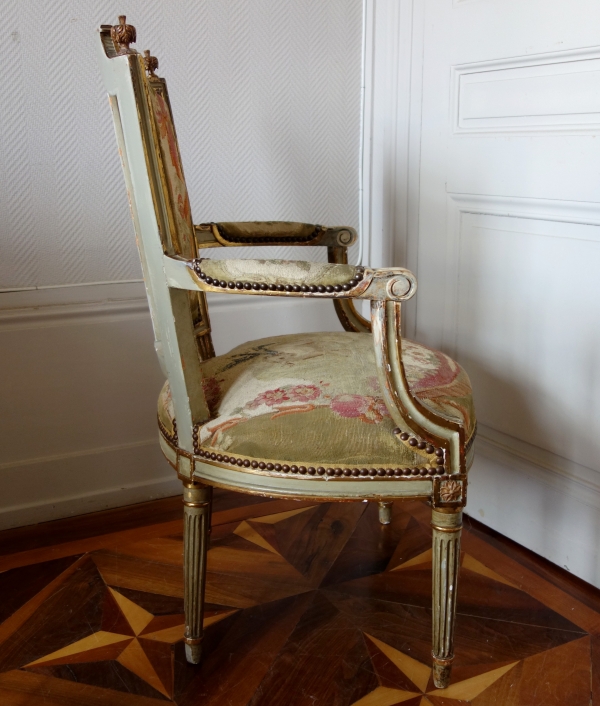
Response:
454,210,600,472
454,49,600,132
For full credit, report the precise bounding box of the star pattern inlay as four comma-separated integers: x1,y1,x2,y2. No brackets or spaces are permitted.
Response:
352,633,518,706
24,586,235,699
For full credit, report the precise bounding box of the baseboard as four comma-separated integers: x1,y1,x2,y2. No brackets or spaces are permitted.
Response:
0,280,343,532
468,431,600,588
0,439,181,531
476,424,600,511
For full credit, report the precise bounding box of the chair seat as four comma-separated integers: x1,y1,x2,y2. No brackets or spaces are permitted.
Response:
158,332,476,470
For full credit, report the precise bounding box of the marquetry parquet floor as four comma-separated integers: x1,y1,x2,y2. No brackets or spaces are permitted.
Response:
0,490,598,705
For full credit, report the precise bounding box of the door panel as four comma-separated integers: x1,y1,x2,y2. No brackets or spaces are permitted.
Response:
417,0,600,477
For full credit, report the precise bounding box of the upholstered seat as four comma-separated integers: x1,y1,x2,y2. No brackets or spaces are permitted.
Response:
158,332,476,471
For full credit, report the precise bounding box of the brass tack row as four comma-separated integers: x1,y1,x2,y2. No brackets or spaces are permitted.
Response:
190,420,445,477
191,259,365,293
195,448,445,477
392,427,445,460
158,415,178,445
155,421,449,478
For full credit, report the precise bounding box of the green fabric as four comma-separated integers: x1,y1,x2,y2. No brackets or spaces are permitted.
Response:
158,332,476,467
199,258,357,286
216,221,319,240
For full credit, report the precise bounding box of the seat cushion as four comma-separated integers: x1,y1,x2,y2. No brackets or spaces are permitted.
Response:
158,332,476,469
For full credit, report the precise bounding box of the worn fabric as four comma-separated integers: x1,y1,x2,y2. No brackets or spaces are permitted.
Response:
199,258,357,287
147,80,196,259
158,332,476,467
216,221,319,241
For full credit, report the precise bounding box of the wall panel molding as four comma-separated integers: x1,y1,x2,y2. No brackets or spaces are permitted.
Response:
443,192,600,355
451,46,600,134
0,281,342,530
477,424,600,512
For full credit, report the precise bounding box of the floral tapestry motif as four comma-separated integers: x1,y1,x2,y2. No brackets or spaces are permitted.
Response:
150,87,195,258
158,331,476,466
241,383,390,425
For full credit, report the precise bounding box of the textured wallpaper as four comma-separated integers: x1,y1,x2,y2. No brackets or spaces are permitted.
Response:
0,1,362,290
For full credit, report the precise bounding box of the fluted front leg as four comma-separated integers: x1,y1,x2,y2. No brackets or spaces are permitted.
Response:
431,508,462,688
183,481,212,664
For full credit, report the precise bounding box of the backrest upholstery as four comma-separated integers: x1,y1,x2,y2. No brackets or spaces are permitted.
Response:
144,72,195,258
98,19,211,457
143,67,215,361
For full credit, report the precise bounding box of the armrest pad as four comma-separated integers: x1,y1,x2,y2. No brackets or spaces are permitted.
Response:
198,257,360,290
194,221,357,248
162,254,415,302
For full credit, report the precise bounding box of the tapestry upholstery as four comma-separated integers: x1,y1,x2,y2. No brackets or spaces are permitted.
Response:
146,79,196,259
198,258,358,287
158,332,476,468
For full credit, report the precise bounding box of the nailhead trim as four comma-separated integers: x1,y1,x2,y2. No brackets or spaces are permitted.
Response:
191,445,444,478
392,427,444,461
164,423,453,478
191,259,365,293
158,415,178,445
153,422,447,477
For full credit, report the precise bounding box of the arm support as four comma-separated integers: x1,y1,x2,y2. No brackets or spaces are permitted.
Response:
194,221,357,249
163,255,416,303
371,300,466,475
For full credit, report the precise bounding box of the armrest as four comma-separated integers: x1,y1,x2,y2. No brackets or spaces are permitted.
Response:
194,221,357,249
163,255,416,302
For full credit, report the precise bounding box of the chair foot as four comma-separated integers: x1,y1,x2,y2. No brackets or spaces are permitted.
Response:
378,501,393,525
432,656,453,688
185,642,202,664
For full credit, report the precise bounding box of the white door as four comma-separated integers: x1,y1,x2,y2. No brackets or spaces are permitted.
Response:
410,0,600,584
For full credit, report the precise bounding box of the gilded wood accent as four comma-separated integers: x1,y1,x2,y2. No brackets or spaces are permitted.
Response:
110,16,136,55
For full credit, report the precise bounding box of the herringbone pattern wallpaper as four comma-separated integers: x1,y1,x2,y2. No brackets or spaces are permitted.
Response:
0,1,362,290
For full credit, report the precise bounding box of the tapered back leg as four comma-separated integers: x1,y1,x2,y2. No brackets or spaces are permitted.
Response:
182,482,212,664
378,501,393,525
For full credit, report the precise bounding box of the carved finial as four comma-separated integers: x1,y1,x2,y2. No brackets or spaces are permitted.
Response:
111,15,137,55
143,50,159,77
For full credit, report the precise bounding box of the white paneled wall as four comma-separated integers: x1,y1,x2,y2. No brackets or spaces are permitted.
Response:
0,0,363,528
390,0,600,588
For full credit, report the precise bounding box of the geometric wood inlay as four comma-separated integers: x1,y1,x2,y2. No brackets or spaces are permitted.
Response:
0,491,596,705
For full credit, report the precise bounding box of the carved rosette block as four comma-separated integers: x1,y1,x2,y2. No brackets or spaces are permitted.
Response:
433,474,467,509
431,508,462,688
111,15,137,55
183,482,212,664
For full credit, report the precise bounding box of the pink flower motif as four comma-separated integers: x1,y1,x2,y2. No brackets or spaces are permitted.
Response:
331,395,391,423
289,384,321,403
371,398,390,418
248,388,290,409
330,394,370,418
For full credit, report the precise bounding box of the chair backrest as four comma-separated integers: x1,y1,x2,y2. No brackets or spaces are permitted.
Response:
98,19,212,453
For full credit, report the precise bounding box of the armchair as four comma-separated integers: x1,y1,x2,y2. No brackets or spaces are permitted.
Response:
98,17,476,689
